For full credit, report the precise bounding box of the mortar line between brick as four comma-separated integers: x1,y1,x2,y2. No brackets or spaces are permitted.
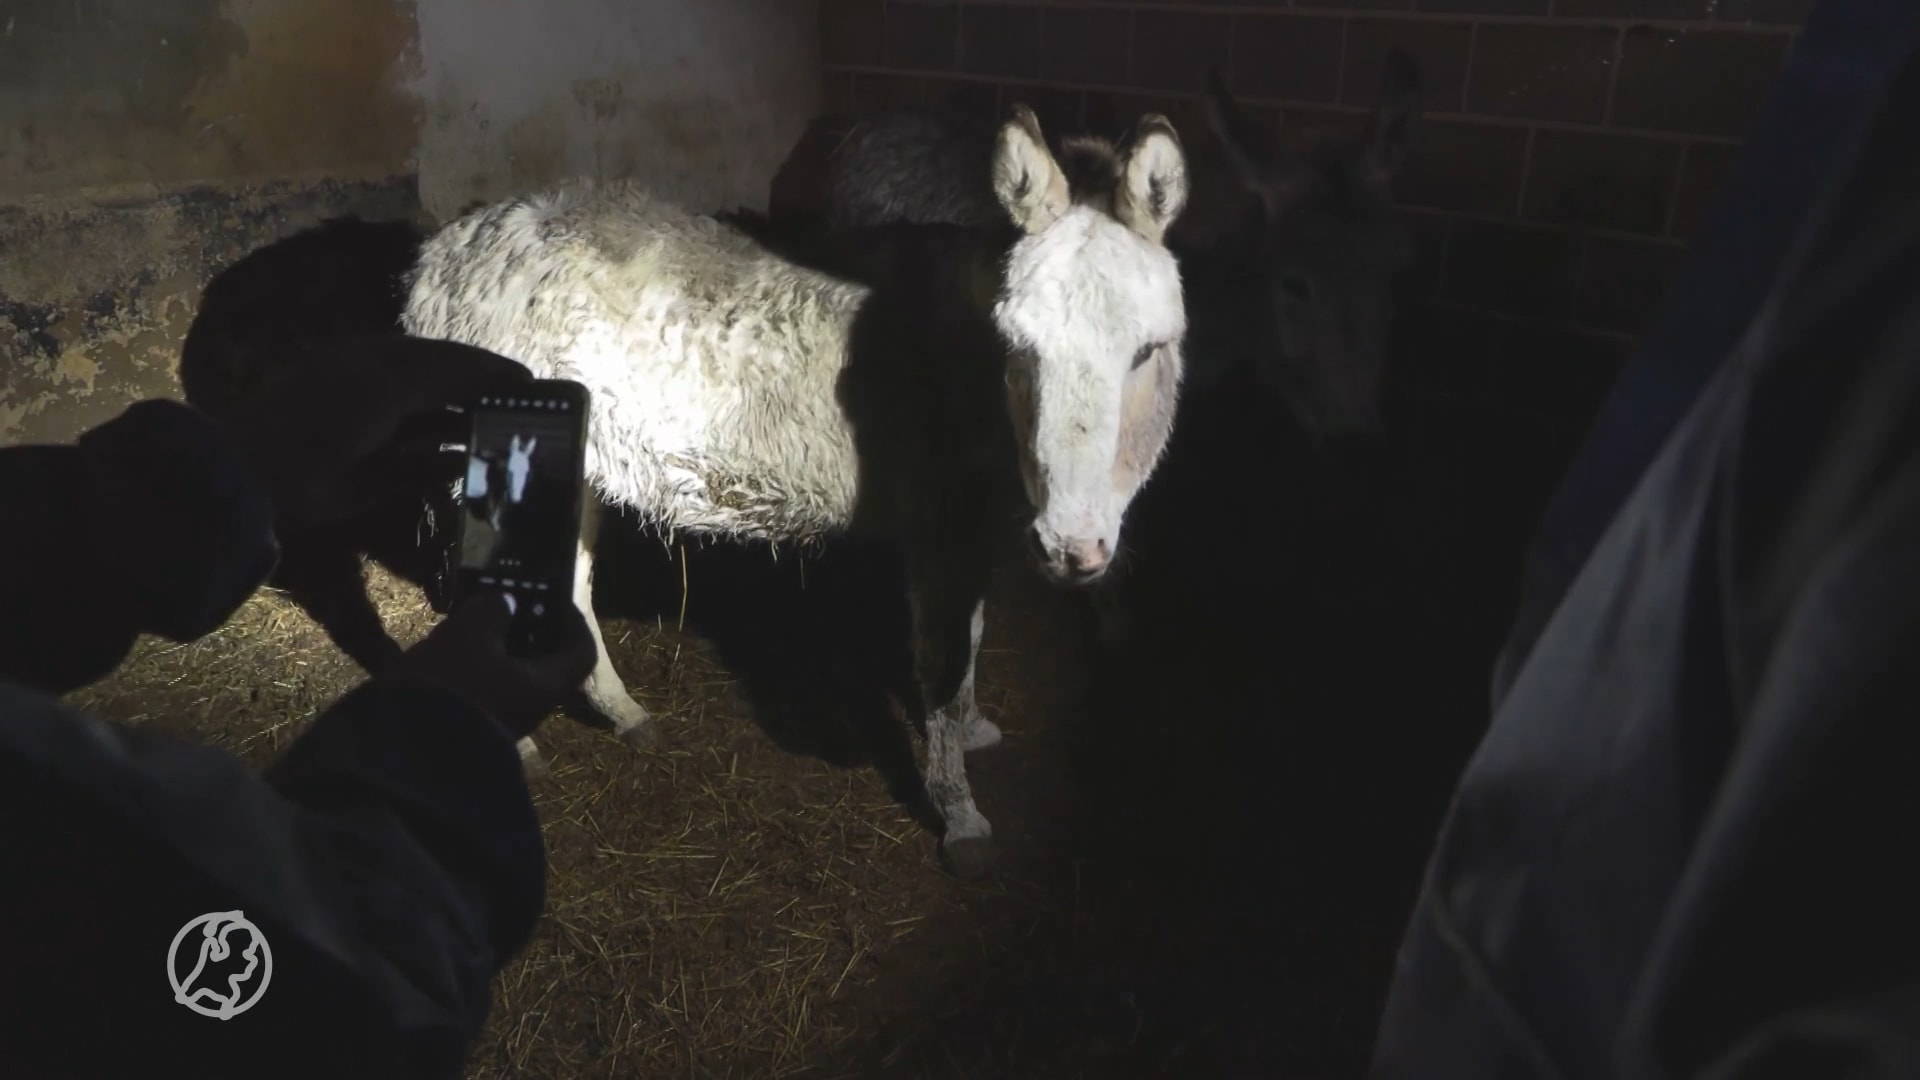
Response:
1515,126,1538,220
1335,17,1350,107
1602,25,1624,127
1663,141,1690,238
1461,21,1479,117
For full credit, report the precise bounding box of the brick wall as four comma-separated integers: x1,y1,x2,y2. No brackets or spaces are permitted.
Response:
815,0,1807,436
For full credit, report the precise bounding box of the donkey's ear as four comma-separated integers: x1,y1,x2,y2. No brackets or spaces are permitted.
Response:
1115,114,1189,244
992,104,1071,234
1362,50,1422,186
1202,68,1304,223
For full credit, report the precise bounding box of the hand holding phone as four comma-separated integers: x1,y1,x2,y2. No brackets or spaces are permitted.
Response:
450,379,592,657
393,590,597,738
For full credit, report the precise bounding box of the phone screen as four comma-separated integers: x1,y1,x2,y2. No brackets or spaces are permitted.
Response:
456,383,589,611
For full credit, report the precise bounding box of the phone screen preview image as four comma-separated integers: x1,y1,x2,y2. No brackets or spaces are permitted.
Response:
455,386,588,634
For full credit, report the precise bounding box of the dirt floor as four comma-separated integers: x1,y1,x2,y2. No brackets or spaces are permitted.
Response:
69,376,1572,1079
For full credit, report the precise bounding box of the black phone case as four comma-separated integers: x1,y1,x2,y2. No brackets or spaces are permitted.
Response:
448,379,591,651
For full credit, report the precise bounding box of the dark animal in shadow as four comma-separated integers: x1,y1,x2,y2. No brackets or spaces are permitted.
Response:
178,217,494,679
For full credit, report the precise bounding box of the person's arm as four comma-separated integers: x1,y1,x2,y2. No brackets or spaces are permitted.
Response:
0,675,543,1079
262,674,547,973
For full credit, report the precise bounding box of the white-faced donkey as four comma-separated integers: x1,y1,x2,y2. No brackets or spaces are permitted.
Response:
401,104,1194,876
735,56,1423,647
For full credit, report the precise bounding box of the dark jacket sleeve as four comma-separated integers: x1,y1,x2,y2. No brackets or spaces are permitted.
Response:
0,676,544,1080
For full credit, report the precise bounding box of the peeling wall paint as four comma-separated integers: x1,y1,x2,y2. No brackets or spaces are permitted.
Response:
0,0,424,447
0,179,422,445
411,0,822,222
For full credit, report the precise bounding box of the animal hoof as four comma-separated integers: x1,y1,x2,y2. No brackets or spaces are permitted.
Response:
941,832,998,879
617,721,657,751
962,717,1003,753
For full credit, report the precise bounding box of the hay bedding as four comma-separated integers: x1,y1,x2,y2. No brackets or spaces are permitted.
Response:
64,553,1106,1079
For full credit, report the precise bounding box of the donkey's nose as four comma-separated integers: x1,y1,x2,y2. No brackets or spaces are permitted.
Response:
1063,537,1111,580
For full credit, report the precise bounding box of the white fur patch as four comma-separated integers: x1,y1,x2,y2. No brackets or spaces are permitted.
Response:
403,181,869,542
992,205,1185,555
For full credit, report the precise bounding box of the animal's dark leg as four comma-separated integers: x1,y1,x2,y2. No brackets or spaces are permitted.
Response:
907,547,997,877
272,538,406,675
955,600,1002,751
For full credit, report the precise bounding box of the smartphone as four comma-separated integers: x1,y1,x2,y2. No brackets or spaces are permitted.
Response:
448,378,592,655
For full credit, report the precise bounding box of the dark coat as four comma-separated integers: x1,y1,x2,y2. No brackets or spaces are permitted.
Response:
1371,4,1920,1077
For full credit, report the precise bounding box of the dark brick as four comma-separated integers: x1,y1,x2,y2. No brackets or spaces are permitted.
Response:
851,72,925,112
923,78,1000,124
885,1,959,72
1037,7,1131,89
1392,301,1502,397
1395,211,1450,300
1444,220,1582,321
1395,120,1531,217
960,4,1040,80
1344,18,1473,113
1490,325,1630,425
1579,236,1684,334
1416,0,1547,14
1004,84,1085,140
1715,0,1813,23
1669,140,1742,239
1468,24,1620,125
1130,10,1233,95
1612,26,1789,136
1087,92,1209,145
1282,106,1371,152
1556,0,1712,16
1229,14,1346,103
1522,130,1681,234
822,0,885,67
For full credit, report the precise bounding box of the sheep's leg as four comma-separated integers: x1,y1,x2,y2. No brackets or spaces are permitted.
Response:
908,548,996,877
573,498,654,748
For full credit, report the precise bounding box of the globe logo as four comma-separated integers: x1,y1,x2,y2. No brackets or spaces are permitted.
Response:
167,910,273,1020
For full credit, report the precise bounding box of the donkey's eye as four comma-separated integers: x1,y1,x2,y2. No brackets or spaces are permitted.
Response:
1132,343,1158,369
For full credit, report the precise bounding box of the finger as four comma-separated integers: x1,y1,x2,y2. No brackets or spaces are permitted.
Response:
522,604,599,689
